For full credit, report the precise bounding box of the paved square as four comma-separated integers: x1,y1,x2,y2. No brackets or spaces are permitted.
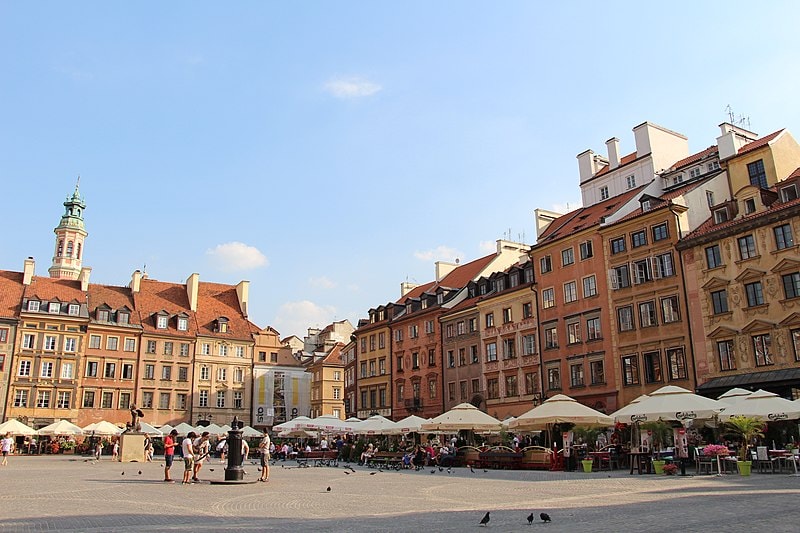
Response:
1,456,799,531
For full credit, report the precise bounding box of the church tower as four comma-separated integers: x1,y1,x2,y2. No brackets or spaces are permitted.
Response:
48,181,87,279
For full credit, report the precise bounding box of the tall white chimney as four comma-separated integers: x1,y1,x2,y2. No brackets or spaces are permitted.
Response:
79,267,91,292
236,280,250,318
23,257,35,285
186,273,199,312
606,137,621,169
130,270,142,293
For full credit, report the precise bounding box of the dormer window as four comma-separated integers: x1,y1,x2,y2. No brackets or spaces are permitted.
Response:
744,198,757,215
714,207,729,224
48,302,60,314
690,167,701,178
708,161,720,172
27,300,40,312
68,304,80,316
156,315,168,329
642,200,651,211
675,174,684,185
781,184,798,202
421,299,428,309
405,303,412,314
177,317,188,331
377,310,384,321
118,311,129,325
215,317,229,333
437,293,444,305
97,309,110,322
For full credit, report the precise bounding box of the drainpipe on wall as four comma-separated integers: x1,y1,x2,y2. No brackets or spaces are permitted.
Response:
671,206,700,391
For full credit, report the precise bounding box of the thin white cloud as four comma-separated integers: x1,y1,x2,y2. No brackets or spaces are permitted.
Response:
309,276,336,289
413,245,464,263
478,241,495,254
206,242,269,272
324,76,382,98
272,300,337,339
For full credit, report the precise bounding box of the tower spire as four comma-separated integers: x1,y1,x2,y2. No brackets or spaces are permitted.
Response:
48,182,88,279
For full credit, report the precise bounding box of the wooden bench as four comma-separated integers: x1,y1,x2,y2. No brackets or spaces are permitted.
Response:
296,450,338,467
520,446,553,470
367,451,406,470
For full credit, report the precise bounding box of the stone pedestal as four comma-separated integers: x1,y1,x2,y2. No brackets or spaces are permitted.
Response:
119,433,146,462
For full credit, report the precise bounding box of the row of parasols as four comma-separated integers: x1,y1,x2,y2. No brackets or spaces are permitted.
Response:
1,385,793,439
0,419,266,438
274,385,800,437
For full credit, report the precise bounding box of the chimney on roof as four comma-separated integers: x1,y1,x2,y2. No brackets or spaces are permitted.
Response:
186,273,199,312
130,270,142,293
236,280,250,318
23,257,35,285
606,137,621,169
577,150,607,184
400,281,419,297
717,122,759,160
435,261,458,282
78,267,91,292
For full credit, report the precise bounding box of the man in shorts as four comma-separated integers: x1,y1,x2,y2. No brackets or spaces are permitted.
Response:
1,433,13,466
258,433,271,482
182,431,196,484
163,429,178,482
192,432,210,482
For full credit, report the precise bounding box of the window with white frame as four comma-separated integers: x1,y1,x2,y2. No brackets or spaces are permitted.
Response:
199,390,208,407
522,334,536,355
216,391,225,408
586,317,601,340
639,301,657,327
564,281,578,303
156,315,168,329
542,287,555,308
219,344,228,356
40,361,54,378
626,175,636,189
106,337,118,351
68,304,80,316
37,390,51,407
61,362,74,379
216,367,227,381
64,337,77,352
177,317,188,331
561,248,575,266
567,322,581,344
48,302,60,314
236,346,244,357
233,391,243,409
618,306,634,331
124,338,136,352
44,335,57,351
583,275,597,298
661,296,680,323
234,367,244,382
27,300,40,312
23,334,35,349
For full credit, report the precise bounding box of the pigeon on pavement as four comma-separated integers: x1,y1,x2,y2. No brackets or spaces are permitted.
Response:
540,512,551,523
479,512,490,526
527,513,534,525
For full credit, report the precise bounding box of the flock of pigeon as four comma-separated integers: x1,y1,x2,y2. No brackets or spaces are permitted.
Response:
480,511,552,526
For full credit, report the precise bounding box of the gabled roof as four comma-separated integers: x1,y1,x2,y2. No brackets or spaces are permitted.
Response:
438,254,496,289
537,185,647,243
23,276,86,303
398,281,436,302
669,145,718,171
194,281,257,340
737,129,784,156
87,284,140,325
0,270,24,319
133,279,197,336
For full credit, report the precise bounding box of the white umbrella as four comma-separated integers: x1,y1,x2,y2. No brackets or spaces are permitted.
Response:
159,424,174,434
345,417,362,423
305,415,352,433
502,417,517,429
37,420,84,436
197,423,224,435
352,415,398,435
273,416,312,432
241,426,264,438
82,421,123,436
421,403,502,433
717,388,754,406
609,395,649,422
137,422,163,437
510,394,613,431
218,424,232,433
719,389,800,421
613,385,723,424
172,422,196,435
278,429,317,438
388,415,428,435
0,419,37,436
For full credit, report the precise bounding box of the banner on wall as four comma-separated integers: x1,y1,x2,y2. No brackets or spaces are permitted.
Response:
674,427,688,459
252,369,311,427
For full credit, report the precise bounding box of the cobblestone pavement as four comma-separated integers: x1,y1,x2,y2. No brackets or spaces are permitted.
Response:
1,456,799,532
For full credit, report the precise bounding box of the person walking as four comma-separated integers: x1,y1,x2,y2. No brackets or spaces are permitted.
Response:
111,439,119,461
192,432,210,482
163,429,178,482
258,433,271,482
181,432,196,485
1,433,14,466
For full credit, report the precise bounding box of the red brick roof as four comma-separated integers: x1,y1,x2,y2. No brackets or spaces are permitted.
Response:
23,276,86,303
593,152,639,178
0,270,24,319
537,185,647,243
686,195,800,241
397,281,436,303
669,146,717,170
438,254,496,289
194,281,256,341
133,279,197,337
738,129,784,156
88,284,140,324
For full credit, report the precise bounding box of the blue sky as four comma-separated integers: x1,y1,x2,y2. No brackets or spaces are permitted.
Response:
2,1,799,338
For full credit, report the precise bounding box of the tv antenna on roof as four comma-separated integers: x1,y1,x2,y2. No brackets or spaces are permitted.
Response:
725,104,751,129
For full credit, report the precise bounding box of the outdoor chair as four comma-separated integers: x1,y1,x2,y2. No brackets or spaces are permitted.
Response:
695,448,715,475
755,446,780,473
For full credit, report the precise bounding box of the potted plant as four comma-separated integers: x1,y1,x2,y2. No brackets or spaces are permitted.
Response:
641,421,671,474
573,426,601,473
662,463,679,475
703,444,730,475
724,415,764,476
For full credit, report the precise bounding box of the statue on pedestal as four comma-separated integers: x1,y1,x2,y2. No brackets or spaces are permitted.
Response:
125,404,145,433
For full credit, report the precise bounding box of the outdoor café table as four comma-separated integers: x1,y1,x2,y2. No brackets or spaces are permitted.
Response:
628,451,652,475
589,451,611,471
769,450,791,472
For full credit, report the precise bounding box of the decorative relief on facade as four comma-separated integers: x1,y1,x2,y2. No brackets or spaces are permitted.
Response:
766,277,779,298
738,334,749,364
730,285,742,306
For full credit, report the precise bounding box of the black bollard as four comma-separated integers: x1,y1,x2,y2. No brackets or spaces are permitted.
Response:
679,458,687,476
224,416,245,481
